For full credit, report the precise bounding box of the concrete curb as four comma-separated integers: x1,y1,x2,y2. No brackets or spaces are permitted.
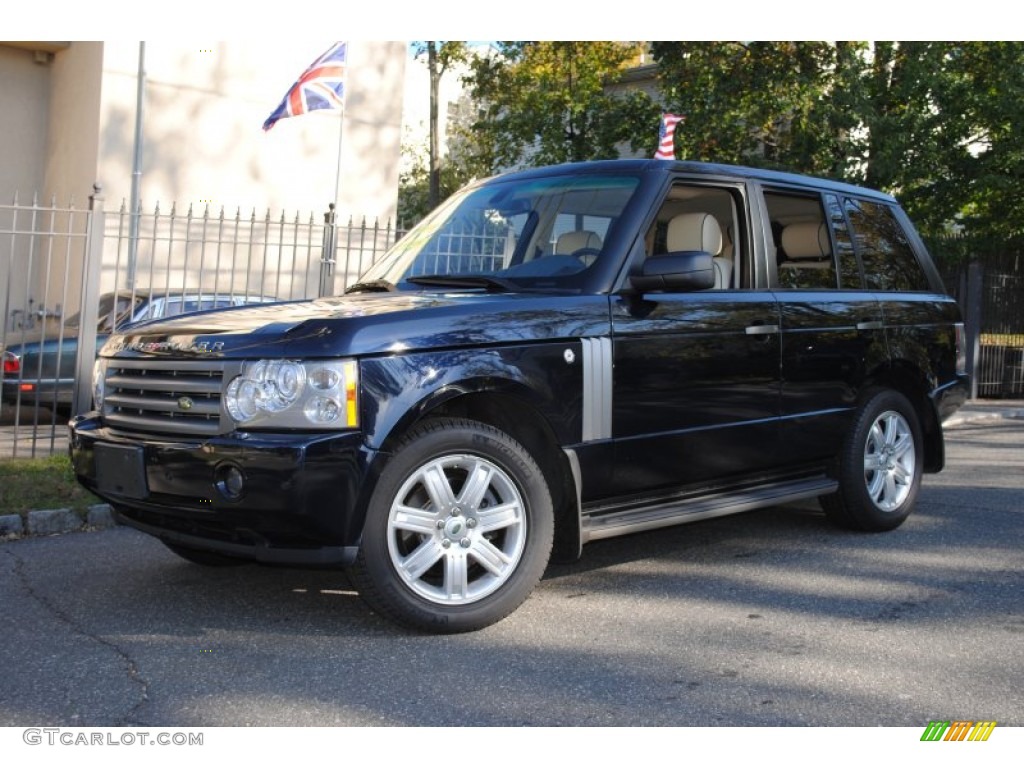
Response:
943,408,1024,428
0,503,118,542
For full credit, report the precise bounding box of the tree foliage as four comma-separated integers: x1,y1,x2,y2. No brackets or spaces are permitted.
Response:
465,41,659,169
413,42,468,210
416,40,1024,241
651,41,1024,239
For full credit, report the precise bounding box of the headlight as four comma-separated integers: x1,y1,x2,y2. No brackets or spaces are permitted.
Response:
92,359,107,410
225,359,358,429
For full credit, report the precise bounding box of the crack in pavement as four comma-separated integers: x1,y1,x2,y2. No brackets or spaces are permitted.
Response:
1,544,151,726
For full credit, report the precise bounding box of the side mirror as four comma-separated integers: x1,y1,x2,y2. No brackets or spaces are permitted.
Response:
630,251,715,292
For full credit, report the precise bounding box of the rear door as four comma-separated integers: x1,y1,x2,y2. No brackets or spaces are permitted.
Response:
764,187,887,467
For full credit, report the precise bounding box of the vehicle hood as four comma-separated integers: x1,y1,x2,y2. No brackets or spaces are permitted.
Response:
100,292,611,359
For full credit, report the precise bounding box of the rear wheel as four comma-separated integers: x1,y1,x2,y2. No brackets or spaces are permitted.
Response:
821,389,923,531
349,418,553,633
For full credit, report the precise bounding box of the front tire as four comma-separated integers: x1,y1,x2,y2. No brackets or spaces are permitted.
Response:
349,418,554,633
821,389,923,531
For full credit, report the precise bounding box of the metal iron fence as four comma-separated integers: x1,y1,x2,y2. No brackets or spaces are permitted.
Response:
1,188,402,457
934,243,1024,399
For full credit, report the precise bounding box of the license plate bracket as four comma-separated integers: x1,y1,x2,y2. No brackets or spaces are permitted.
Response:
94,444,149,500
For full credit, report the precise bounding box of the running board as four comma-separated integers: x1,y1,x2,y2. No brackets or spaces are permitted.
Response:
581,476,838,543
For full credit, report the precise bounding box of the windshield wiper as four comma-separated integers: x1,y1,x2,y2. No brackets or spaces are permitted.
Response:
345,279,396,294
406,275,520,293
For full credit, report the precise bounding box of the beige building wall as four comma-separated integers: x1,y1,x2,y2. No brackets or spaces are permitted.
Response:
0,44,57,329
42,42,103,205
0,45,53,202
95,40,405,220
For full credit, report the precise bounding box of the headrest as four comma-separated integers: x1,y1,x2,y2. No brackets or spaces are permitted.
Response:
781,222,831,260
666,213,722,256
555,230,602,254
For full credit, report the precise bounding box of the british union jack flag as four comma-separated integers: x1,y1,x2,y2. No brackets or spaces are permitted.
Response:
263,42,347,131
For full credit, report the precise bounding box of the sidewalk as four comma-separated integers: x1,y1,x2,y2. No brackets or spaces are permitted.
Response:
943,399,1024,427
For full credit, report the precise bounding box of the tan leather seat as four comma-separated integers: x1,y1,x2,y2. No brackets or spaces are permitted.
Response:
555,230,602,255
666,212,731,289
778,221,834,289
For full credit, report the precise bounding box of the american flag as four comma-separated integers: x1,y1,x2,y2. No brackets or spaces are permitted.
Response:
263,42,347,132
654,113,684,160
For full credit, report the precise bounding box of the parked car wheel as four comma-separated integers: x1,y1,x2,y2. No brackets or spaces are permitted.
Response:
162,541,247,567
349,418,553,633
821,389,923,531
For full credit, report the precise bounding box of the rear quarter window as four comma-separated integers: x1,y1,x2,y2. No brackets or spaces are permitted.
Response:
844,198,930,292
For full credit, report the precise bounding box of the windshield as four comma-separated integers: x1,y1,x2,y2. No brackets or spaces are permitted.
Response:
361,173,641,290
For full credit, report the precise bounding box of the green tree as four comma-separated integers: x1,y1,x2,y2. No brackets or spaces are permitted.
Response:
465,41,659,170
397,141,468,226
650,41,863,175
943,42,1024,240
651,41,1024,240
414,42,468,210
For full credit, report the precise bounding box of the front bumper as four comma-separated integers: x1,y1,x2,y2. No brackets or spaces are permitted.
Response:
69,413,380,566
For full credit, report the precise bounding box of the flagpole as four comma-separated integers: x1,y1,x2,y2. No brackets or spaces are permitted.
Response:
127,41,146,289
333,109,344,208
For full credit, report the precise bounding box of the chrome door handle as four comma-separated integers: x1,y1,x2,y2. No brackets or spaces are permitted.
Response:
745,324,780,335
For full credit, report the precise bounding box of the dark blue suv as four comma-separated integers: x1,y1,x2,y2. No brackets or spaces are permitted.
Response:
69,160,969,632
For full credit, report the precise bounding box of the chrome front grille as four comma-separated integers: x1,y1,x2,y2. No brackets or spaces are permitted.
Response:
103,359,233,437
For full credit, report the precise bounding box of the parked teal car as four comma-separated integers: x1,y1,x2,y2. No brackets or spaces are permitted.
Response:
1,291,276,412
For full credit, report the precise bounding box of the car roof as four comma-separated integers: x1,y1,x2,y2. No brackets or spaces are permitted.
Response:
483,159,897,205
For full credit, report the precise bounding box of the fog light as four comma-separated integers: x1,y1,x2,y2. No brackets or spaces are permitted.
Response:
215,464,246,501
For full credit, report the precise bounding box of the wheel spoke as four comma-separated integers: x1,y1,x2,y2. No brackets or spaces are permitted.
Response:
399,538,445,580
470,536,513,576
475,501,521,533
392,504,439,536
864,452,884,472
421,462,457,511
892,462,911,484
892,432,914,460
866,470,886,502
868,422,886,451
882,471,898,506
458,460,493,510
882,414,899,446
444,552,469,600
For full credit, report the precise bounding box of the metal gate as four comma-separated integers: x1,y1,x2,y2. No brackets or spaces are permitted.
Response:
939,249,1024,399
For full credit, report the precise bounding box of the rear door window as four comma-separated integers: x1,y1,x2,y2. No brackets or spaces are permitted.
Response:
843,199,929,291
